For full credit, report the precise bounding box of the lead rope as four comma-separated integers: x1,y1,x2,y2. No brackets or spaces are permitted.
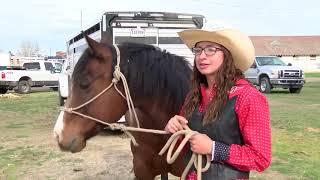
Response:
62,44,210,179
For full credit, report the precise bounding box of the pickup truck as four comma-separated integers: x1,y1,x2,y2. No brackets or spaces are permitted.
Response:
244,56,305,93
58,61,70,106
0,61,62,94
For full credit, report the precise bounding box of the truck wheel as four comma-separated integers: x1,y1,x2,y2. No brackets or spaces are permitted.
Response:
18,80,31,94
259,77,272,93
59,91,65,106
0,88,8,94
289,87,302,93
51,87,59,91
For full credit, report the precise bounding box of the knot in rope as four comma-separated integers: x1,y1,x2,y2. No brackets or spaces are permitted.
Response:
108,123,126,131
112,66,121,83
62,107,73,113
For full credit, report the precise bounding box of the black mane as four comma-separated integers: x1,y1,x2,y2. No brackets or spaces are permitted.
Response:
74,42,192,113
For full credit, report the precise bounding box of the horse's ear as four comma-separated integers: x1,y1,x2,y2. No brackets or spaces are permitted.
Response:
85,34,112,62
85,34,100,54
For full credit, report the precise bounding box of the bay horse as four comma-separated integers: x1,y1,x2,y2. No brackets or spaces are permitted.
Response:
53,35,192,179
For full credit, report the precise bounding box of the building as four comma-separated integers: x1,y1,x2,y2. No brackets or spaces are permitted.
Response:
250,36,320,72
56,51,66,58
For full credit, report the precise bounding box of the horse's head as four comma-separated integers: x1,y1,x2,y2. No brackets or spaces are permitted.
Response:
54,35,192,153
53,36,127,153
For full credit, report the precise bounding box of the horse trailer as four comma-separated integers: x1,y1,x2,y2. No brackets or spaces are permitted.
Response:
59,11,205,107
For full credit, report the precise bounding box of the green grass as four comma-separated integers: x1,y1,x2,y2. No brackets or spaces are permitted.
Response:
305,72,320,77
260,81,320,179
0,92,61,179
0,146,61,179
0,92,60,119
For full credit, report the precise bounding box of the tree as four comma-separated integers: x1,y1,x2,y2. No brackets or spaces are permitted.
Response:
16,41,40,57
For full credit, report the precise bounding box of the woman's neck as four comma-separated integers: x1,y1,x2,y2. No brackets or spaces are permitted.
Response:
206,75,216,90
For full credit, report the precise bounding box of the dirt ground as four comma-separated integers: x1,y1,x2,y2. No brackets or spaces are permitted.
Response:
18,131,138,180
3,126,283,180
2,125,178,180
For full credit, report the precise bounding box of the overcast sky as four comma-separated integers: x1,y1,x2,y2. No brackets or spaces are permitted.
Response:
0,0,318,55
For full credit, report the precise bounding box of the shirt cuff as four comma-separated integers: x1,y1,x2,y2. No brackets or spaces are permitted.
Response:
211,141,215,161
213,141,230,161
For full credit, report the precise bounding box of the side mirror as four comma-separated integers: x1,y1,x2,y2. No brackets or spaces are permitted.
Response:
55,68,62,73
51,68,61,73
288,63,292,66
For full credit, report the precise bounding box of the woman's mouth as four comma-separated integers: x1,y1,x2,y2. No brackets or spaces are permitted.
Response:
199,63,210,69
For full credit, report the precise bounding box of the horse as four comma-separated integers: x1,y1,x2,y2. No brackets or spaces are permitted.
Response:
53,35,192,179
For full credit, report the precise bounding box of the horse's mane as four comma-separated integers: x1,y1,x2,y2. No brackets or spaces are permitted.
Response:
73,42,192,113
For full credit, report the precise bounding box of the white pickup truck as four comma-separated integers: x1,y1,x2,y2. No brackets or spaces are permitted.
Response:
244,56,305,93
0,61,62,94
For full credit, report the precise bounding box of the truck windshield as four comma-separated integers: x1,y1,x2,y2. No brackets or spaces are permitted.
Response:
54,63,63,72
256,57,286,66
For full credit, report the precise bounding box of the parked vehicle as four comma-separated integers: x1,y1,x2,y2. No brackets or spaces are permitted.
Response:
0,52,11,68
244,56,305,93
58,11,205,106
0,61,62,94
58,61,70,106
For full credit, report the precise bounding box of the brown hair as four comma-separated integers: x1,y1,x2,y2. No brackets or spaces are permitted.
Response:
182,45,244,124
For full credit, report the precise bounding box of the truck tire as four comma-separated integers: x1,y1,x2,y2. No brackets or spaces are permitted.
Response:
289,87,302,93
18,80,31,94
51,87,59,91
0,87,8,94
59,90,65,106
259,77,272,93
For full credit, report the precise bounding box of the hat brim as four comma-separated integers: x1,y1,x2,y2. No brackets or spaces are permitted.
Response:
178,29,255,71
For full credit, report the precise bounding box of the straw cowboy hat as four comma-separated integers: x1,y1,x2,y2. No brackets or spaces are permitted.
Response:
178,25,255,71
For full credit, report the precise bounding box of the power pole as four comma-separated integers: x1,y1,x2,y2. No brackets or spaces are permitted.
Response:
81,10,83,31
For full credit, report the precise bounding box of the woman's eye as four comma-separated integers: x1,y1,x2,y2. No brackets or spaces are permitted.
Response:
207,48,216,52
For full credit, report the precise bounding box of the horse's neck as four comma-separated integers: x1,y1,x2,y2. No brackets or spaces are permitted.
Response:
129,102,173,130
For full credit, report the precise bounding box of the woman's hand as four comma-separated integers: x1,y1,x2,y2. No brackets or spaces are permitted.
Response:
164,115,188,133
189,133,213,155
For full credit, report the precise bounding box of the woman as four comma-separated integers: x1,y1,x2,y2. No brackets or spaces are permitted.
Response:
164,27,271,179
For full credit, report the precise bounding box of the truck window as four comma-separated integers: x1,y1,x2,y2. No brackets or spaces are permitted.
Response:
256,57,286,66
44,62,54,71
23,62,40,70
250,61,257,68
54,63,63,72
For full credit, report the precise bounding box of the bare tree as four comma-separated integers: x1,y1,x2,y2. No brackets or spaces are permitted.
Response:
16,41,40,56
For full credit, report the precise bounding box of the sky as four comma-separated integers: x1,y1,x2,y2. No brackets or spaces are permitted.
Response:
0,0,319,56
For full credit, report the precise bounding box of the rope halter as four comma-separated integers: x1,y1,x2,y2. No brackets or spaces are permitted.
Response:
63,44,140,128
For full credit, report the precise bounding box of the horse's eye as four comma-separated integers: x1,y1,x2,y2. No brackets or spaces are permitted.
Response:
79,78,91,89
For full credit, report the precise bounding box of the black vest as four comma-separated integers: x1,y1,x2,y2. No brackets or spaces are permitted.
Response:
185,96,249,180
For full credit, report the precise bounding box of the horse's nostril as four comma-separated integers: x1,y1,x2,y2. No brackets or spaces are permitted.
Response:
53,130,59,140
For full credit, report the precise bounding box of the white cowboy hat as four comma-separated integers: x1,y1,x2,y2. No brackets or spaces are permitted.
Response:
178,26,255,71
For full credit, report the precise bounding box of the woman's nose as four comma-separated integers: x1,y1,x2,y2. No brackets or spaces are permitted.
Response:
198,50,207,59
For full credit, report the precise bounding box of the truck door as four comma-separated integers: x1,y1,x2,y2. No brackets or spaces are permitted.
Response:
244,60,259,84
44,62,59,86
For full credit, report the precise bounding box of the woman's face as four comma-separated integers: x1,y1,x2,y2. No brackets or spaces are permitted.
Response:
194,41,224,77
